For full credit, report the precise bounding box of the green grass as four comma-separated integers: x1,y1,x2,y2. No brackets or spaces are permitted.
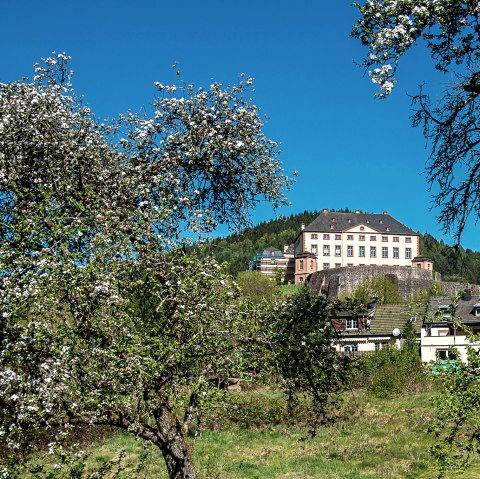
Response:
20,391,480,478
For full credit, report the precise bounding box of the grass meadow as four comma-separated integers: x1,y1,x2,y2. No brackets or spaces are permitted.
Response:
22,390,480,479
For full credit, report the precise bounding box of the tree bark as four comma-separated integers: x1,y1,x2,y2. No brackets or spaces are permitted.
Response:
105,405,196,479
153,406,196,479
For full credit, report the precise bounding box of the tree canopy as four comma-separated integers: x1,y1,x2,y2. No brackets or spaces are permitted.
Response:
0,54,293,479
353,0,480,244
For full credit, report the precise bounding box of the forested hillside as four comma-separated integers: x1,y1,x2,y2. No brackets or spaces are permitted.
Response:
197,211,480,283
195,211,319,275
420,234,480,284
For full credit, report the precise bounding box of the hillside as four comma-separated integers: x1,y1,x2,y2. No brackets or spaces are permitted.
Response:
196,211,480,282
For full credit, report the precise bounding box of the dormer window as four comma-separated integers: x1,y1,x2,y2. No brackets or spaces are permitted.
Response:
438,304,455,319
346,318,358,330
474,303,480,317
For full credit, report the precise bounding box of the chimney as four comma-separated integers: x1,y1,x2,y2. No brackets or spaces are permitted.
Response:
323,208,328,213
383,211,388,215
301,223,305,231
463,289,472,301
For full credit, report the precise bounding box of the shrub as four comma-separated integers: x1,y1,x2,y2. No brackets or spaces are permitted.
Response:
353,347,429,398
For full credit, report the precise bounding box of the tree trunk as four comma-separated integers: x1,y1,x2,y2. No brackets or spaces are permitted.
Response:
106,405,196,479
153,406,196,479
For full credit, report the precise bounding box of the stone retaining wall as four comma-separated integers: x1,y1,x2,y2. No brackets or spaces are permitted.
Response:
308,265,480,300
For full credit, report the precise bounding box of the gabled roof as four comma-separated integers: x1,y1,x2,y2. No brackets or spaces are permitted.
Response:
301,210,417,236
334,304,422,336
371,304,422,335
427,296,480,323
261,247,285,258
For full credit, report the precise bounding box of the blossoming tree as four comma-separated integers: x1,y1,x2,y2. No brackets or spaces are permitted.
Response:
353,0,480,245
0,54,292,478
353,2,480,475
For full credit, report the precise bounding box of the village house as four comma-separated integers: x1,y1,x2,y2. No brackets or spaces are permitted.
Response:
294,209,422,284
332,303,422,356
421,290,480,362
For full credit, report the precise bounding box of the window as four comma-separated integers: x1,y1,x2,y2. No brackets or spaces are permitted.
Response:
335,263,341,268
405,237,412,243
437,329,449,337
323,263,329,270
359,246,365,257
360,226,365,231
311,234,318,239
323,245,330,256
347,235,354,240
347,245,353,257
474,308,480,318
405,247,411,259
299,259,304,270
335,245,341,257
310,260,314,271
347,263,353,267
370,235,376,241
346,318,358,330
323,234,330,240
382,247,388,258
436,349,456,360
393,236,399,242
370,246,376,257
359,235,365,241
343,344,358,355
311,244,317,255
299,277,304,282
375,342,390,351
393,247,399,258
335,234,341,240
382,236,388,242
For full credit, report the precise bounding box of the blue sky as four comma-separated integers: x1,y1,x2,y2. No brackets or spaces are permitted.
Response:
1,0,478,250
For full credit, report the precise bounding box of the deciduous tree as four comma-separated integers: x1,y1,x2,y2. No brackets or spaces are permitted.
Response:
0,54,292,479
353,0,480,244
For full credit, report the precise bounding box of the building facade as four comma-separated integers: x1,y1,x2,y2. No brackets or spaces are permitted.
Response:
250,245,295,283
294,209,421,284
421,292,480,362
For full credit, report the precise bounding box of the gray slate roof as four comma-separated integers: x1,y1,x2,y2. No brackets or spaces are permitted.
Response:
427,296,480,323
303,210,417,236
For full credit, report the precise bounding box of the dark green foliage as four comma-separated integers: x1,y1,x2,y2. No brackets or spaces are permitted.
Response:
430,344,480,478
194,211,320,276
270,287,350,432
354,345,427,399
420,233,480,284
